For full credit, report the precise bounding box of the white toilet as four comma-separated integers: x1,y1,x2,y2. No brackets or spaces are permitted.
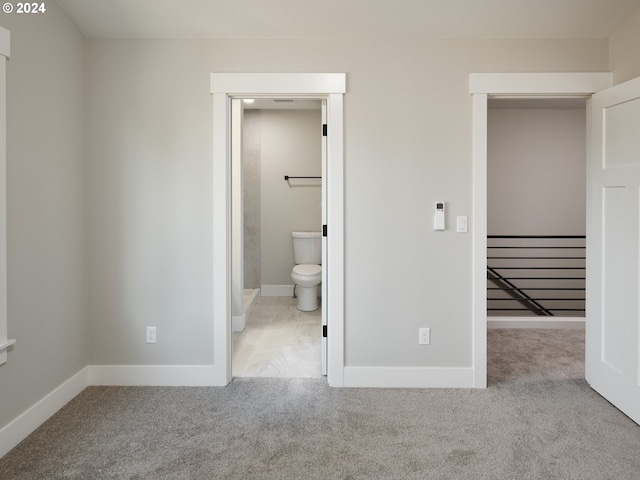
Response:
291,231,322,311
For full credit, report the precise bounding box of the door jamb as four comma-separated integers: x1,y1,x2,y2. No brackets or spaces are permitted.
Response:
469,72,612,388
210,73,346,386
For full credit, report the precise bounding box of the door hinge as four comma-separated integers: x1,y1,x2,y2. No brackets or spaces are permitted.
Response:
322,124,327,137
323,325,327,337
323,225,327,237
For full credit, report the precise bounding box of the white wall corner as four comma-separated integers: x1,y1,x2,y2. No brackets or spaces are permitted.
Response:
0,367,88,458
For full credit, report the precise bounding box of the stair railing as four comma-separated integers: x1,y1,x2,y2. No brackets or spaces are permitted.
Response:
487,235,586,317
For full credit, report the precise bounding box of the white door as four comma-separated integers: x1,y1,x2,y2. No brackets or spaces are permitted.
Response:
321,100,328,376
586,75,640,425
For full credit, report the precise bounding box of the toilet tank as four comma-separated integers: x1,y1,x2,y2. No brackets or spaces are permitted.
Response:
292,231,322,264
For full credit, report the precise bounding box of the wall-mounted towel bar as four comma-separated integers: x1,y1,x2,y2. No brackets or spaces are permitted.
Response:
284,175,321,180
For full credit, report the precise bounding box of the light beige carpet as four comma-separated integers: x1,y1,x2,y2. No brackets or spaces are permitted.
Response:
1,329,639,480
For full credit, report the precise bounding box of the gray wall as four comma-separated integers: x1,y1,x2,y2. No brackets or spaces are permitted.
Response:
610,5,640,84
85,38,608,369
86,41,214,365
488,108,586,236
0,5,86,428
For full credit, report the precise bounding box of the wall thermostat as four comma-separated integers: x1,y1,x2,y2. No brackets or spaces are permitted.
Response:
434,201,445,230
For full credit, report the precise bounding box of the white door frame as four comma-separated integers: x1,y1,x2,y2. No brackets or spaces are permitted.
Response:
469,72,613,388
0,28,11,366
210,73,346,387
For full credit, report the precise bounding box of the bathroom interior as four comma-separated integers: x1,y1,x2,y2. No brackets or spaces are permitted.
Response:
232,98,324,378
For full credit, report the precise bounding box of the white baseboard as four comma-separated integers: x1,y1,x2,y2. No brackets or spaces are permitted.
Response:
0,367,88,458
232,315,245,332
260,285,294,297
88,365,226,386
487,317,585,329
344,366,475,388
233,288,260,332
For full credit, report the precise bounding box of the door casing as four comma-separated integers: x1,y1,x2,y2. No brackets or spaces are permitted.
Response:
210,73,346,386
469,72,613,387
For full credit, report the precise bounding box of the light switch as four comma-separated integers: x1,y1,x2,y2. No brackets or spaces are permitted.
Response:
456,216,468,233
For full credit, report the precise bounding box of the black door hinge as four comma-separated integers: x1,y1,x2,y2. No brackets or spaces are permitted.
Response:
323,325,327,338
322,124,327,137
323,225,327,237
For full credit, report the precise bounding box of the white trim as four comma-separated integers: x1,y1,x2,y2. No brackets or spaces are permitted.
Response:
0,29,7,367
232,315,246,332
211,73,346,387
487,317,585,329
469,73,612,95
470,72,613,390
88,365,222,386
231,100,244,324
325,93,345,387
211,73,346,95
260,285,295,297
344,367,474,388
0,27,9,58
472,93,488,388
212,92,232,386
0,368,88,458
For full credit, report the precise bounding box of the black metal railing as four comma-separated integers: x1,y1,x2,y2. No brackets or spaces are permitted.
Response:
487,235,586,317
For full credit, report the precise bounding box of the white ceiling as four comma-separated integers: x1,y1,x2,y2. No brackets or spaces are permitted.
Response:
56,0,640,40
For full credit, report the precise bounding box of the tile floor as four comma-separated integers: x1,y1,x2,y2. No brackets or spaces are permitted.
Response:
232,296,323,378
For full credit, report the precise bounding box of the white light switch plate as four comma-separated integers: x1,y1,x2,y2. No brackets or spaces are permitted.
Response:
456,216,468,233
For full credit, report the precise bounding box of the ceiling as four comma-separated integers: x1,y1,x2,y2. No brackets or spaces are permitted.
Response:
56,0,640,40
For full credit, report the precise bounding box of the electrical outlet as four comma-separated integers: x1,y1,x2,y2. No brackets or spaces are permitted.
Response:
146,326,156,344
419,328,430,345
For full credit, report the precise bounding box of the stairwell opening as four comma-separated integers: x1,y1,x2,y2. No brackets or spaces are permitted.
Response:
486,97,587,328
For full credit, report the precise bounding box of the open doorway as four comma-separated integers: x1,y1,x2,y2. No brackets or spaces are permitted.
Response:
486,97,587,325
210,72,346,387
486,97,587,384
232,99,325,378
469,72,612,389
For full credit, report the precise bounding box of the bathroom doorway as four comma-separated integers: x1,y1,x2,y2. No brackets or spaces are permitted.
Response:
231,98,325,378
211,72,345,387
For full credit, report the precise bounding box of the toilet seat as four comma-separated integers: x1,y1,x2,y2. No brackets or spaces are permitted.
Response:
292,264,322,277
